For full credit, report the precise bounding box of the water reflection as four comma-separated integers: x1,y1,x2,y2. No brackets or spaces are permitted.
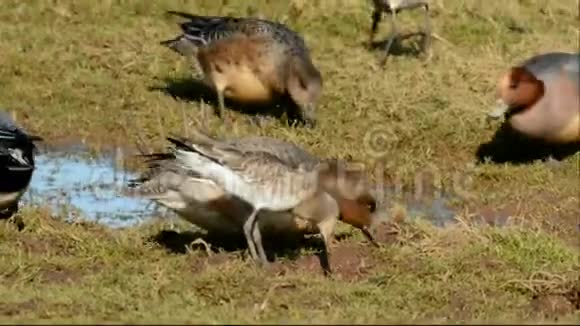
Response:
23,145,162,228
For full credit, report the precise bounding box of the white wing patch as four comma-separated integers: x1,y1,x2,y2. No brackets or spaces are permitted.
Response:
8,148,30,166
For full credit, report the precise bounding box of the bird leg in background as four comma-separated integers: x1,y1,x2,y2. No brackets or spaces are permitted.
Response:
215,88,225,119
214,87,235,125
379,11,399,66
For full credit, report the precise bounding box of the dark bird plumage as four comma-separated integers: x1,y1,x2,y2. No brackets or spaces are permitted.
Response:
0,111,42,219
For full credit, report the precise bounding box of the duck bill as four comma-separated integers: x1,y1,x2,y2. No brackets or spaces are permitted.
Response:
487,99,509,119
361,226,380,248
300,103,317,128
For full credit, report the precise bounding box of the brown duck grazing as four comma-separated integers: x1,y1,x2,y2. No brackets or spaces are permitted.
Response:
160,11,323,128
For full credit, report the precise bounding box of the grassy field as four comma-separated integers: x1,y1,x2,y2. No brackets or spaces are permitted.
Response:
1,0,579,323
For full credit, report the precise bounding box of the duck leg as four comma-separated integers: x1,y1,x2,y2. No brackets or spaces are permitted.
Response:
215,88,226,119
379,11,398,66
316,216,337,276
251,215,269,264
243,208,266,265
215,87,236,125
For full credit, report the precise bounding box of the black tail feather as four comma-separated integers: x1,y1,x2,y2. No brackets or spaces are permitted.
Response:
166,10,204,20
137,152,175,163
166,135,223,166
159,37,178,47
164,10,232,47
166,136,196,152
28,135,43,142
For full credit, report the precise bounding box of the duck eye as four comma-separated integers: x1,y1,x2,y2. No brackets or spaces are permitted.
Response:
367,201,376,213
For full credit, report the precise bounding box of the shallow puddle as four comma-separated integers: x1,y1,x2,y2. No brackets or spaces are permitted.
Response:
20,144,509,230
375,184,510,228
22,144,163,228
405,194,458,227
376,185,459,227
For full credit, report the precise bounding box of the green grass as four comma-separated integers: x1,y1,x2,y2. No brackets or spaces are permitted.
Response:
1,209,578,324
1,0,579,323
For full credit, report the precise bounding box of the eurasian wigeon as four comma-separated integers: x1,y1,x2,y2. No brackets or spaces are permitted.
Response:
131,128,379,272
161,11,322,128
487,52,579,161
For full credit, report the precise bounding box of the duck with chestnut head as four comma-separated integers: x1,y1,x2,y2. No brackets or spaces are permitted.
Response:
487,52,579,160
130,130,381,272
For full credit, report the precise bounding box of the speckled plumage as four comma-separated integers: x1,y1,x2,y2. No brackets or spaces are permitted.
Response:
168,11,311,58
161,11,322,128
130,129,380,272
129,135,324,237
